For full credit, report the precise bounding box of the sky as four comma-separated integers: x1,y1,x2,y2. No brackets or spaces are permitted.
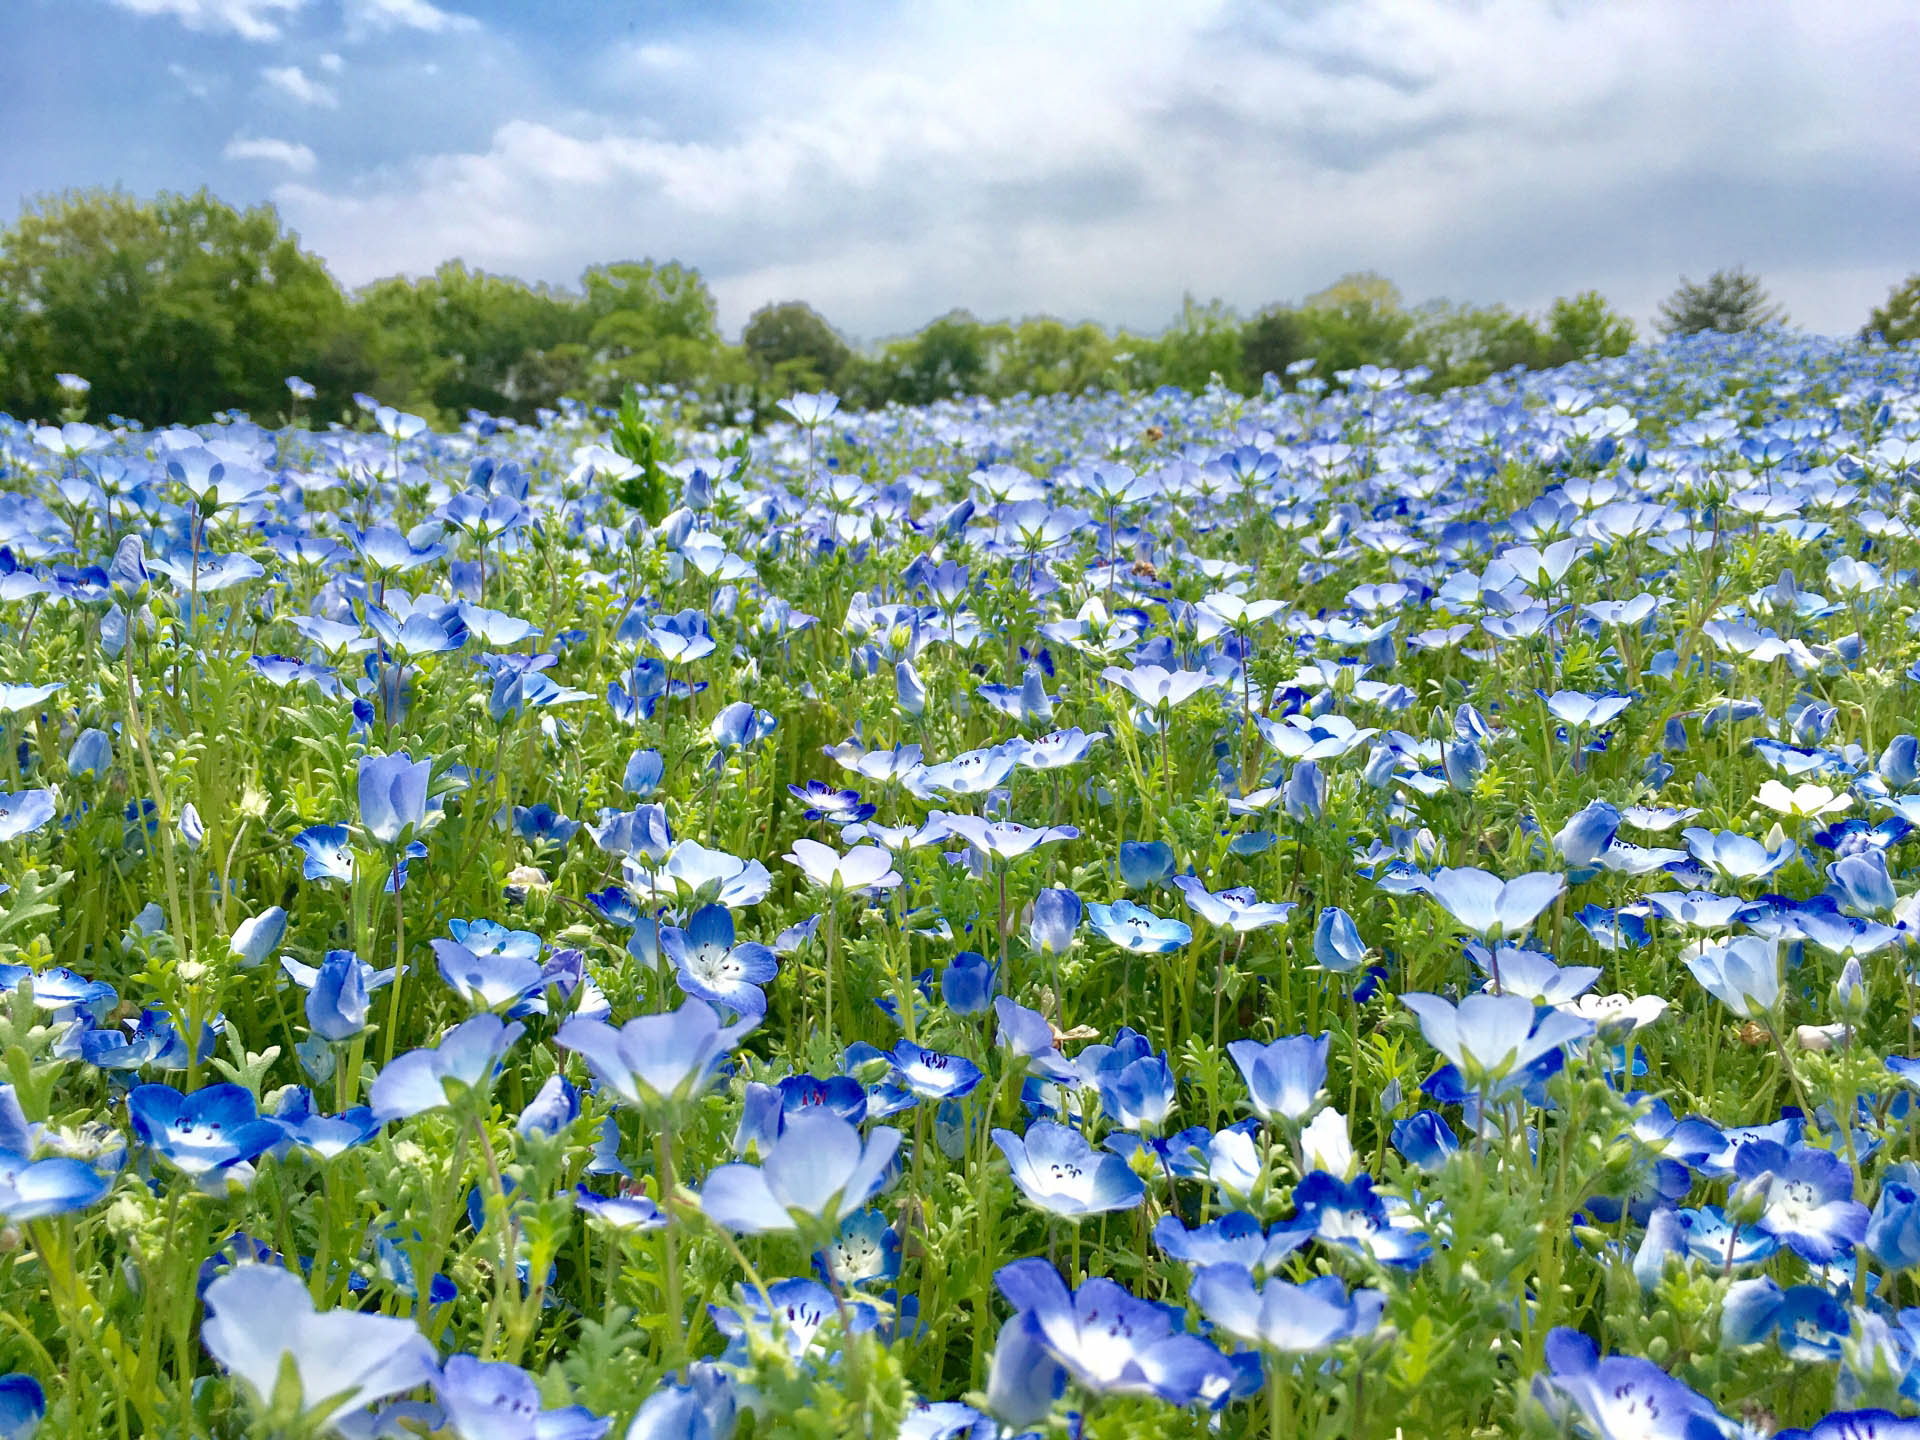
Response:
5,0,1918,343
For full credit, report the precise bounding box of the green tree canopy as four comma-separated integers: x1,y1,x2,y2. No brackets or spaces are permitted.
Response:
1656,266,1786,337
1543,290,1637,363
0,187,357,424
1864,274,1920,344
353,261,587,423
741,300,852,392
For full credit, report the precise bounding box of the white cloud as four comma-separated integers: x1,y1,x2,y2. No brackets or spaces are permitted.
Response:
275,0,1920,336
262,65,338,108
343,0,478,39
166,61,213,100
108,0,306,42
224,136,317,173
318,52,345,73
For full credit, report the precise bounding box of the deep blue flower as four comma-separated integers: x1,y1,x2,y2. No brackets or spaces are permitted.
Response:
1721,1275,1848,1362
1733,1140,1869,1263
1117,840,1174,888
128,1083,283,1191
0,1375,44,1439
940,951,998,1014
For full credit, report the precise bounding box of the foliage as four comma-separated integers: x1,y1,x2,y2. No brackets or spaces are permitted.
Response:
1865,273,1920,344
0,188,356,424
1657,265,1787,337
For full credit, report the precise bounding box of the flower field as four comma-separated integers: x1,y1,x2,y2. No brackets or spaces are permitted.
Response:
5,334,1920,1438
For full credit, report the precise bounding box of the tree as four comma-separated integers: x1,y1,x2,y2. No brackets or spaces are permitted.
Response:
353,261,588,424
1240,305,1307,389
741,301,851,392
846,311,1006,408
993,316,1115,397
1864,274,1920,344
1127,296,1243,394
581,260,731,397
1296,272,1414,378
1405,301,1548,388
1656,267,1786,337
0,187,355,425
1543,291,1636,363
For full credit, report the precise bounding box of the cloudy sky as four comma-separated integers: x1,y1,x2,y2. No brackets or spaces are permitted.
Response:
6,0,1918,341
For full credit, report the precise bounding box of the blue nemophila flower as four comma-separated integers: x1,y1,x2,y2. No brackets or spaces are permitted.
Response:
1776,1413,1920,1440
358,750,433,847
227,906,286,970
129,1082,283,1192
1101,664,1222,710
371,1014,525,1124
0,1375,42,1439
630,839,773,909
266,1089,382,1160
1153,1211,1298,1275
0,1086,112,1223
1721,1275,1848,1362
993,1118,1144,1217
515,1073,578,1139
1733,1140,1869,1264
784,837,902,893
1416,866,1565,941
994,1257,1235,1409
1086,900,1191,954
1290,1171,1432,1267
557,998,752,1111
433,936,543,1015
1191,1266,1384,1357
816,1208,901,1290
660,904,779,1019
1391,1111,1460,1170
886,1040,982,1101
66,726,112,779
573,1183,665,1232
1531,1327,1727,1440
993,998,1080,1084
1400,992,1592,1095
709,1274,880,1364
625,1364,739,1440
700,1110,899,1235
1117,840,1174,889
1170,876,1295,933
1681,826,1796,883
939,813,1079,861
306,949,374,1041
786,780,875,826
1028,888,1083,954
622,746,664,796
588,803,673,863
1867,1161,1920,1270
1555,800,1623,867
1685,936,1781,1019
201,1264,439,1433
1313,906,1368,972
292,823,356,884
941,951,998,1014
435,1355,608,1440
0,791,55,844
1228,1032,1329,1126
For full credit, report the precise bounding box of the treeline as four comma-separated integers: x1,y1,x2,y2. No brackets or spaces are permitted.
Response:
2,187,1915,429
